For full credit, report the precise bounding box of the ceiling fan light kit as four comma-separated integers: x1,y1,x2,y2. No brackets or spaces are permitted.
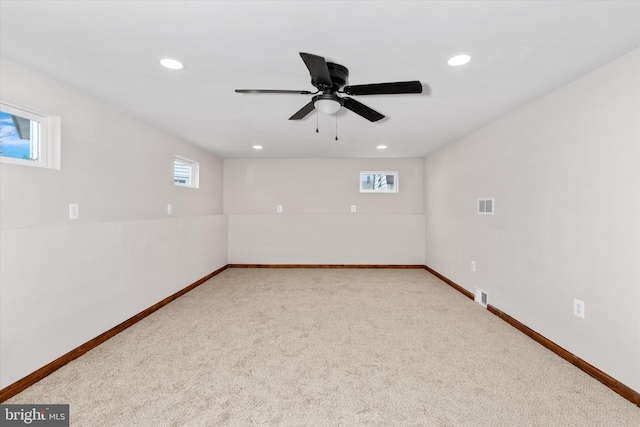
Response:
314,94,342,115
235,52,423,123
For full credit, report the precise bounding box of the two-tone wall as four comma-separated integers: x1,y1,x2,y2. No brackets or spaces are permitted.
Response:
0,58,228,389
2,47,639,400
423,49,640,392
224,158,425,265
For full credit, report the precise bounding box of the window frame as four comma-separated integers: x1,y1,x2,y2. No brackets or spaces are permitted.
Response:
359,171,399,193
477,198,495,215
0,102,60,169
174,155,199,189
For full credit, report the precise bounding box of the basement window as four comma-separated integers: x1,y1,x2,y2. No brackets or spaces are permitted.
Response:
478,198,495,215
360,171,398,193
0,102,60,169
174,155,199,188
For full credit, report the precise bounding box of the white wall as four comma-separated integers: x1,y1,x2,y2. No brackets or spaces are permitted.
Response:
5,45,637,395
229,215,424,265
0,58,228,388
423,49,640,391
225,158,425,264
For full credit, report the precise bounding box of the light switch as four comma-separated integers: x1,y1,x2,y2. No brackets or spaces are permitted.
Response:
277,205,283,213
69,203,79,219
167,204,172,215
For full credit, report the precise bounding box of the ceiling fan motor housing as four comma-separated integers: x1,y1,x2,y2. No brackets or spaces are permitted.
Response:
313,62,349,91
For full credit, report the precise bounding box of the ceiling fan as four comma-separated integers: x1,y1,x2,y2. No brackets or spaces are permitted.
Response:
235,52,423,122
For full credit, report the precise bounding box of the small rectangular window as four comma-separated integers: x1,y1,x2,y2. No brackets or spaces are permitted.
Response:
478,198,495,215
359,171,398,193
174,156,199,188
0,102,60,169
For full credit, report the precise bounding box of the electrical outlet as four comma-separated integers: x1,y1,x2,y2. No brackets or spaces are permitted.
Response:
69,203,79,219
351,205,356,213
277,205,283,213
574,299,585,318
471,261,476,272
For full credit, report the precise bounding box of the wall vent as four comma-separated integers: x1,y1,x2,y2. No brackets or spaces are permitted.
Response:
475,288,488,308
478,198,495,215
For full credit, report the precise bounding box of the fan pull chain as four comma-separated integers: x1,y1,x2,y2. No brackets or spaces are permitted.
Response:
335,112,339,141
316,109,319,133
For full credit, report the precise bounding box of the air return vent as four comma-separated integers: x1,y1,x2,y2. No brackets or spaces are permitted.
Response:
475,288,488,308
478,198,495,215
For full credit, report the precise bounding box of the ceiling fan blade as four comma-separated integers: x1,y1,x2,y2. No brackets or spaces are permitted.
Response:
299,52,333,88
289,99,316,120
342,97,385,122
343,81,423,96
235,89,314,94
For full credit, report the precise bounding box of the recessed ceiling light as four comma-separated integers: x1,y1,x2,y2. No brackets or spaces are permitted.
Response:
376,145,387,150
253,145,263,150
159,58,184,70
447,54,471,67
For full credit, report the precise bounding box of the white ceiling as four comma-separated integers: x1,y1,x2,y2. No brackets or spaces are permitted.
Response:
1,1,638,159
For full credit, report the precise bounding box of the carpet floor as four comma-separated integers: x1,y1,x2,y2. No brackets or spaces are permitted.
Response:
6,268,640,426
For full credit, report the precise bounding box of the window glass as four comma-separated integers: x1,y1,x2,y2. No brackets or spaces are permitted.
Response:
0,109,40,161
174,156,199,188
0,102,60,169
360,172,398,193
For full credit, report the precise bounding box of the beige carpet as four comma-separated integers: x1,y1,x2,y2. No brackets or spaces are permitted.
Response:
6,268,640,426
